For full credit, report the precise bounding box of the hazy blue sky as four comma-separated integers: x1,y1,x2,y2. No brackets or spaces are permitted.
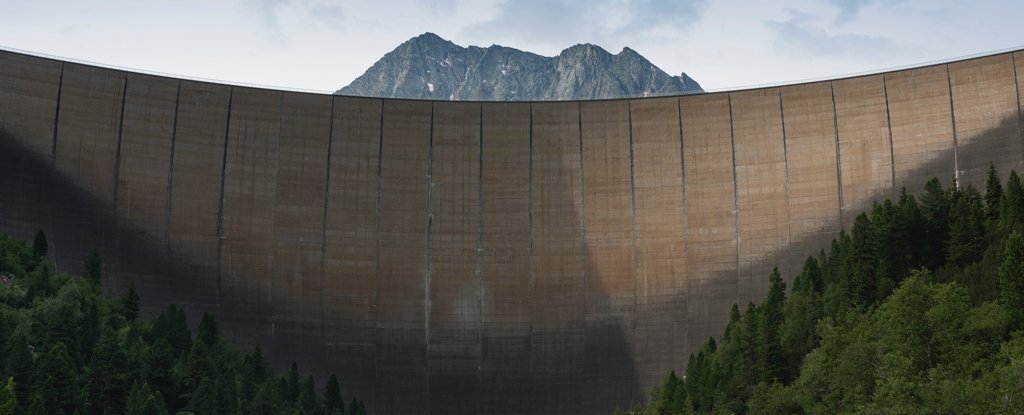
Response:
1,0,1022,92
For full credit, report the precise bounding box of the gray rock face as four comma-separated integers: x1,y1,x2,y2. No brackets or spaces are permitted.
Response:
336,32,702,101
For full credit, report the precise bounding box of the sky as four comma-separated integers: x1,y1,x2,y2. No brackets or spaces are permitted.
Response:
1,0,1022,93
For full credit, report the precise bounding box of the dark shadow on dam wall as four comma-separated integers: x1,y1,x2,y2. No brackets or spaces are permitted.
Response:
2,49,1024,415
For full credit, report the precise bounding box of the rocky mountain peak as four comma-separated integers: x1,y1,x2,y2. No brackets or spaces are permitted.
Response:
336,33,702,101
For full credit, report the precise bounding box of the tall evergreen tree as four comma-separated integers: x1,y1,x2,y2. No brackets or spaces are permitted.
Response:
122,281,140,322
324,375,344,415
757,268,786,383
998,231,1024,322
33,342,81,414
985,162,1004,222
84,249,101,285
124,381,168,415
284,362,301,404
31,230,47,259
197,312,218,346
4,332,32,407
298,375,320,415
1002,170,1024,228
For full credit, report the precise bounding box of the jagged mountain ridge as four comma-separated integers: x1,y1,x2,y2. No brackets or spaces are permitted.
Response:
336,32,702,101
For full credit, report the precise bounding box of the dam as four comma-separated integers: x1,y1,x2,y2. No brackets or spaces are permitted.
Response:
1,48,1022,414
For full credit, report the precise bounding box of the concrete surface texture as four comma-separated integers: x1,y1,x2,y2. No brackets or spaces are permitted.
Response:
1,48,1022,414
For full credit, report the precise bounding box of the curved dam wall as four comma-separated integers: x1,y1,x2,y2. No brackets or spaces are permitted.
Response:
1,49,1023,414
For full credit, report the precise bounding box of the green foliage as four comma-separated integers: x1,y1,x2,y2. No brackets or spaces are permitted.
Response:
0,377,15,415
324,374,344,415
31,230,46,259
0,232,366,414
124,381,168,415
83,249,101,285
633,169,1024,414
999,231,1024,322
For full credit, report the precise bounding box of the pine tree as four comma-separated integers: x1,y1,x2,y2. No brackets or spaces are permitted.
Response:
84,249,101,285
1002,171,1024,228
33,342,81,414
125,381,168,415
197,312,218,346
284,362,301,404
999,231,1024,322
298,375,319,415
4,332,32,407
757,268,786,383
122,281,140,321
323,375,344,415
31,230,47,259
348,398,367,415
985,162,1004,222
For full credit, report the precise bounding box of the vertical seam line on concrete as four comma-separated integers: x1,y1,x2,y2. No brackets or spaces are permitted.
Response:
728,94,740,301
627,100,639,334
424,102,435,413
165,80,181,252
50,62,64,166
269,91,283,337
320,96,336,363
676,97,689,361
577,101,587,376
112,74,128,232
830,82,845,228
476,103,484,408
882,74,897,192
215,87,234,308
778,90,793,275
528,103,535,371
946,65,960,187
1013,53,1024,169
374,99,384,394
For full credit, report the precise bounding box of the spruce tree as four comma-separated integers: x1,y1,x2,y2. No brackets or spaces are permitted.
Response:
197,312,219,346
985,162,1003,222
4,332,32,407
122,281,140,321
298,375,319,415
1002,171,1024,228
33,342,80,414
999,231,1024,322
324,374,344,415
84,249,101,285
31,230,46,259
757,268,786,383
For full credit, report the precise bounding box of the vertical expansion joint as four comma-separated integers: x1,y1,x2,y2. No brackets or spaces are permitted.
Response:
727,94,740,299
374,100,384,319
112,74,129,229
215,87,235,308
882,74,897,193
945,65,960,188
476,103,484,385
1012,53,1024,170
830,82,845,228
268,92,284,332
576,101,587,374
676,97,688,365
320,96,336,350
622,99,638,303
527,103,535,370
424,102,435,411
778,90,793,258
50,62,65,166
165,80,182,251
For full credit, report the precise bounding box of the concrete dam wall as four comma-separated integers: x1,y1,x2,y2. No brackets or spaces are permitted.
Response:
1,49,1022,414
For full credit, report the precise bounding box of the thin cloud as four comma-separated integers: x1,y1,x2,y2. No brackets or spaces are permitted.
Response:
766,9,908,58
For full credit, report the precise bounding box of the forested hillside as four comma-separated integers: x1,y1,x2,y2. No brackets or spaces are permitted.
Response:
628,164,1024,414
0,232,367,414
